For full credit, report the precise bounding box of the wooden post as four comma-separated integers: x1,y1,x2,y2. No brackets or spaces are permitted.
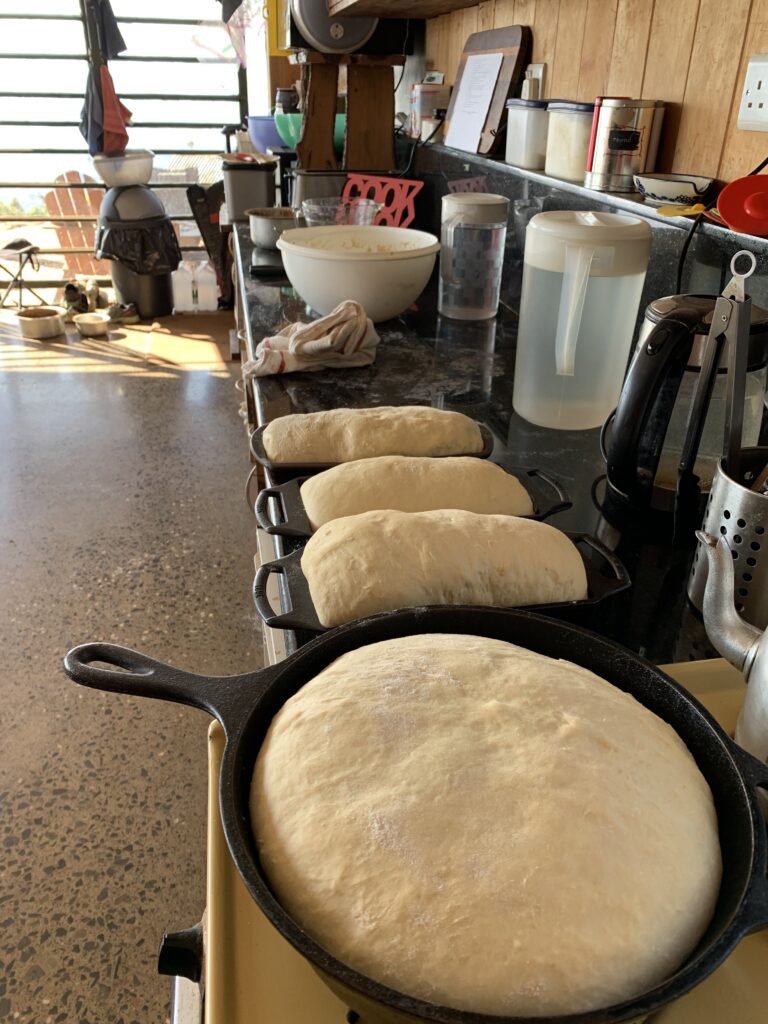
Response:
345,63,396,171
296,63,339,172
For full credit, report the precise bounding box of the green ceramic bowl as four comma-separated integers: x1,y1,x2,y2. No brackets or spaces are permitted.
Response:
273,112,346,153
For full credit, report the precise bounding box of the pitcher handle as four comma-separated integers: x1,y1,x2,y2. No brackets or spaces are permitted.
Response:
554,244,595,376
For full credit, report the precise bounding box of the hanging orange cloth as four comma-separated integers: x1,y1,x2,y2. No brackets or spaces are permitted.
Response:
99,64,132,156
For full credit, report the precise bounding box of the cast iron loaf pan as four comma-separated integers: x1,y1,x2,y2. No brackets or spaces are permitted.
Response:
249,420,495,475
64,607,768,1024
252,533,630,633
254,467,572,539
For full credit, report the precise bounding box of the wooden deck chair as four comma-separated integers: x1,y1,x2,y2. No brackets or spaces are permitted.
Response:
44,171,104,278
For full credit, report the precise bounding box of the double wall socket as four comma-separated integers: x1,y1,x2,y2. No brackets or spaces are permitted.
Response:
738,54,768,131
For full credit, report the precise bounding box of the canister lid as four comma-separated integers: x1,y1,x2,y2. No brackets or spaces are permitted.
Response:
547,101,595,113
524,210,651,275
506,98,549,109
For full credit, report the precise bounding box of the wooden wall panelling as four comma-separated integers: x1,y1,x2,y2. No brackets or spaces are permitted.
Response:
477,1,496,32
550,0,588,98
671,0,751,178
641,0,699,173
530,0,560,96
606,0,654,98
576,0,619,101
718,0,768,182
513,0,536,29
493,0,517,28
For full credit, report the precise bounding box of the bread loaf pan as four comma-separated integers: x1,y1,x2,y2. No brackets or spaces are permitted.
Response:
249,420,494,476
254,467,572,539
252,533,630,633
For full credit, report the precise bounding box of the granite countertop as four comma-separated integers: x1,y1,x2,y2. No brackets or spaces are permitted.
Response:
234,225,716,665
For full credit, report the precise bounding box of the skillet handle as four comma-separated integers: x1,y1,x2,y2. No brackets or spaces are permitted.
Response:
254,485,283,532
244,464,261,514
63,642,278,729
575,533,630,587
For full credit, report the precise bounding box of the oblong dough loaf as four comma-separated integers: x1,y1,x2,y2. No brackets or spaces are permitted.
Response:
251,633,721,1016
301,509,587,627
300,455,534,529
262,406,483,464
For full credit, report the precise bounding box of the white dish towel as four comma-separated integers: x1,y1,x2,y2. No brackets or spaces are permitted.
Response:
242,300,380,378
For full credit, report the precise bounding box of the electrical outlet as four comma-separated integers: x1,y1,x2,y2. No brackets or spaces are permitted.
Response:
522,63,545,100
738,54,768,131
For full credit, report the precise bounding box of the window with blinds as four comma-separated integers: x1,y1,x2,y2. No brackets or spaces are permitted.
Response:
0,0,246,300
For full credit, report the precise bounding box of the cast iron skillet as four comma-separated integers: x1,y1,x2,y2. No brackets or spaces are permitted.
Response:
253,467,573,538
64,608,768,1024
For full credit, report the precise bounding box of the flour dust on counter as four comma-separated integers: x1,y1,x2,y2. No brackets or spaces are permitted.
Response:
0,314,260,1024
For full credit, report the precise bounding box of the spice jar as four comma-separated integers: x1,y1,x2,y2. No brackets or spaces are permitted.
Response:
504,99,549,170
545,101,595,183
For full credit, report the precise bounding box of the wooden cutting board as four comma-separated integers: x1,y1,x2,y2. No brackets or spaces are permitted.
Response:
443,26,532,156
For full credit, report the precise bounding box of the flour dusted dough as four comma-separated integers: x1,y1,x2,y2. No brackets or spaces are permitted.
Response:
300,456,534,529
251,634,721,1016
262,406,483,464
300,509,586,627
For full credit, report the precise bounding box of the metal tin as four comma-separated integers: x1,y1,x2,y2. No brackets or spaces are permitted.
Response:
584,98,665,192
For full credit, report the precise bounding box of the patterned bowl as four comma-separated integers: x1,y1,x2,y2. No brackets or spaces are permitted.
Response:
634,173,714,207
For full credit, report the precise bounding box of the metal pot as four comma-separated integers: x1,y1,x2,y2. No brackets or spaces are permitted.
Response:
245,207,296,250
64,607,768,1024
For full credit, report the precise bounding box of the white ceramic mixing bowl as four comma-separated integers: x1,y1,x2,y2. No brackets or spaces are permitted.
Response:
276,225,440,322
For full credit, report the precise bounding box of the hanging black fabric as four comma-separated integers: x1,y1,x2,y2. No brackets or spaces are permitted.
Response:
94,0,126,60
217,0,245,23
95,215,182,276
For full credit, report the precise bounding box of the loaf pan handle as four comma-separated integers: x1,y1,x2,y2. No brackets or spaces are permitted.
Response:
254,485,284,532
527,468,572,520
576,533,630,588
63,643,279,729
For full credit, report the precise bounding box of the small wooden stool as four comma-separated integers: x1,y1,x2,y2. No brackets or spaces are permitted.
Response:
291,51,404,173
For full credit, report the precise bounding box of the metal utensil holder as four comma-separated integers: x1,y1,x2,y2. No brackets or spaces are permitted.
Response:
688,447,768,627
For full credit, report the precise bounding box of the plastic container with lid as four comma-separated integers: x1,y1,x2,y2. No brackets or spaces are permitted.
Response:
513,210,651,429
222,157,277,222
171,263,195,313
545,101,595,183
505,99,549,170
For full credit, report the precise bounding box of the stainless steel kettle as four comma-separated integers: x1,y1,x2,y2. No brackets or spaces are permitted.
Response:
698,531,768,767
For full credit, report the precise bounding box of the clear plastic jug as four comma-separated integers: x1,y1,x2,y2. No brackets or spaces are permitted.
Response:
512,211,651,429
438,193,509,320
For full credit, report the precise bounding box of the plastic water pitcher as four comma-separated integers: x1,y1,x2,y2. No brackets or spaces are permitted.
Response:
512,211,651,430
195,262,219,312
438,193,509,320
171,263,195,313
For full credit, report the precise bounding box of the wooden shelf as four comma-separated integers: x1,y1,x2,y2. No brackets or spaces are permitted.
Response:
327,0,478,18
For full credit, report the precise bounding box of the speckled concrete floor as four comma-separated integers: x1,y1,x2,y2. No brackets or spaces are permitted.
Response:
0,316,262,1023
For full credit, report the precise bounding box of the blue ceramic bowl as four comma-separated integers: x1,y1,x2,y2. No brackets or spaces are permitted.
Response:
246,115,285,153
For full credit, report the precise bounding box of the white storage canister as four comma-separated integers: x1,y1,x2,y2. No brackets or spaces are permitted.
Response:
545,101,595,183
222,158,277,222
505,99,549,170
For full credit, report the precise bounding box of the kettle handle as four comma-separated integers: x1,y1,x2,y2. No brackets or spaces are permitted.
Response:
604,306,703,506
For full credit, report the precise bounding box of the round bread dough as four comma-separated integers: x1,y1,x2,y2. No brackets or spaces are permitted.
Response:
300,509,587,627
300,455,534,529
251,634,722,1017
262,406,483,464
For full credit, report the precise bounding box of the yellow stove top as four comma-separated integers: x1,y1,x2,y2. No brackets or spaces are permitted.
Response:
204,658,767,1024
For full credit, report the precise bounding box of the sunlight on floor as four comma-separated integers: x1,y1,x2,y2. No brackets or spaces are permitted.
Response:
0,311,234,377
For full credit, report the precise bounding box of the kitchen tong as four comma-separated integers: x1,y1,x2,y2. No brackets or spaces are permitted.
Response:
674,249,756,536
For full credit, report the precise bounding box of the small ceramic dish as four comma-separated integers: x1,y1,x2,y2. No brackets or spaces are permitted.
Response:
633,173,714,207
16,306,65,339
73,311,111,337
